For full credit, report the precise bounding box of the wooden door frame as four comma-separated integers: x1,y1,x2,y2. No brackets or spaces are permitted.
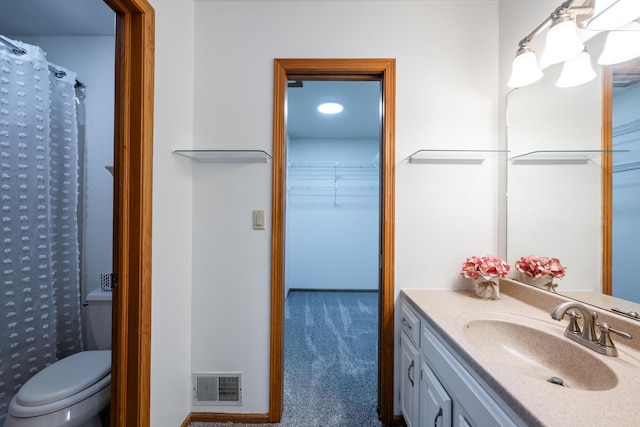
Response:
601,58,640,296
103,0,154,426
602,64,613,296
270,58,396,425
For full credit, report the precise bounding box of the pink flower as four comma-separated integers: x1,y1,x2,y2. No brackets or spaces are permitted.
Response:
461,255,510,280
515,255,566,279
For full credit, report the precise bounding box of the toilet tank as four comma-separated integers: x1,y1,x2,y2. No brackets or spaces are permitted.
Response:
86,287,112,350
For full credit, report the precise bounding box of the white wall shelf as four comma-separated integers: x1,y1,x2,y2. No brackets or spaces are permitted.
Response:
173,149,272,163
408,149,509,164
509,150,629,165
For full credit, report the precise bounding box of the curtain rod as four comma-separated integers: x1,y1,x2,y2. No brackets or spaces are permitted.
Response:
1,35,85,89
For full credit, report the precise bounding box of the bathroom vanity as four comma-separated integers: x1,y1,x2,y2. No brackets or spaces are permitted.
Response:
399,280,640,427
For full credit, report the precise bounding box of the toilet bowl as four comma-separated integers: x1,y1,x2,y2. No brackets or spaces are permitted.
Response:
5,287,112,427
5,351,111,427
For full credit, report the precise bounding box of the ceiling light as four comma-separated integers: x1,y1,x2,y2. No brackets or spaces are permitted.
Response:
317,102,343,114
598,21,640,65
508,44,543,88
588,0,640,31
556,50,596,87
539,12,585,66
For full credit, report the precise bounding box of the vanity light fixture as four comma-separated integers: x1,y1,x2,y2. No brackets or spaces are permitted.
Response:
508,0,640,89
317,102,343,114
556,49,596,87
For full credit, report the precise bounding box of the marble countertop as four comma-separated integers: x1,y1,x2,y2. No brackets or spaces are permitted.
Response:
402,280,640,427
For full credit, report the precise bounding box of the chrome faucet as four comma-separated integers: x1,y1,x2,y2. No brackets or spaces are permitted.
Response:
550,301,632,357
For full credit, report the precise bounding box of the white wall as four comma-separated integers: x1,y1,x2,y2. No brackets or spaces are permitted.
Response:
286,138,379,292
149,0,195,425
191,0,499,415
18,35,116,348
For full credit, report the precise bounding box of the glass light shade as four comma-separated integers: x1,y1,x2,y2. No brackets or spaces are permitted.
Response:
556,51,597,88
598,22,640,65
540,20,585,66
588,0,640,31
508,51,543,88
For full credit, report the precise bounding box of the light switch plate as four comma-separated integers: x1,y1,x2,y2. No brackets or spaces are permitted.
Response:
253,210,265,230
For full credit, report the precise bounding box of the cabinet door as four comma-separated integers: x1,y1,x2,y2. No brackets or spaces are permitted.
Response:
400,332,420,427
419,360,451,427
454,413,472,427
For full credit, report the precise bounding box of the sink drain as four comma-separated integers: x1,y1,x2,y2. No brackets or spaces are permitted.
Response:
548,376,565,386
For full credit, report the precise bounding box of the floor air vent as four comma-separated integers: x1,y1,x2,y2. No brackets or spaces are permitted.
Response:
192,373,242,406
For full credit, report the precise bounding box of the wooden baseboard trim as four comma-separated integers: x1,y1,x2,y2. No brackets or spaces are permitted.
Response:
182,411,400,426
186,412,271,424
393,414,405,426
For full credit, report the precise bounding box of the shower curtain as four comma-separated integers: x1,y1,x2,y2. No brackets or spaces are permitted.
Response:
0,37,83,423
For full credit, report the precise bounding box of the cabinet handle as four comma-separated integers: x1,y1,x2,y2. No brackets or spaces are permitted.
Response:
407,360,415,387
402,316,413,329
434,407,443,427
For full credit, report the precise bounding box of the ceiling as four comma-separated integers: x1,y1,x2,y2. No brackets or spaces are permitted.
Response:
0,0,115,37
0,1,382,140
0,0,490,38
288,80,381,140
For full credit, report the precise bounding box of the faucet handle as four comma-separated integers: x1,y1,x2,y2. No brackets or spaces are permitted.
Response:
566,310,582,334
597,322,632,353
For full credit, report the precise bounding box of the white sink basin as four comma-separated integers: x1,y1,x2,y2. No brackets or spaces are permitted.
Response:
462,318,618,391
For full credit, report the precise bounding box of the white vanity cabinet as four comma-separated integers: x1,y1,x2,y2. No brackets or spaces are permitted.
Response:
419,359,451,427
400,303,421,427
400,297,523,427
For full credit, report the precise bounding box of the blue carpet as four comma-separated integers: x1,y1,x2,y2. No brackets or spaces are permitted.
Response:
192,290,382,427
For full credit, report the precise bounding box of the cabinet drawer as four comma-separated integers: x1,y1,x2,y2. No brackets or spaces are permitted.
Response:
401,302,420,346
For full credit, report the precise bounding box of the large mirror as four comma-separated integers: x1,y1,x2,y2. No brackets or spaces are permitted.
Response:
507,31,640,315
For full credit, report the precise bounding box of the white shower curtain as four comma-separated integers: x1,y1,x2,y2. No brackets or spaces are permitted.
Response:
0,38,82,423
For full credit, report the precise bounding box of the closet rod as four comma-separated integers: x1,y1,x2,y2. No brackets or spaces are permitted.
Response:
613,161,640,174
1,36,85,89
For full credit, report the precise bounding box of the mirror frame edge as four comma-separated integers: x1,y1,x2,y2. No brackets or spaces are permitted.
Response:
602,64,613,296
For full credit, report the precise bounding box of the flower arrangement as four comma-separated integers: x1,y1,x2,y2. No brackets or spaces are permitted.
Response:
461,255,510,301
460,255,511,281
514,255,566,279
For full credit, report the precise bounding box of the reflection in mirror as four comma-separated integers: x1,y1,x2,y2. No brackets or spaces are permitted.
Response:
506,31,640,316
610,61,640,303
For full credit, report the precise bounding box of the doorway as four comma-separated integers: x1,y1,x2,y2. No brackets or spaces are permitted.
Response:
0,1,153,425
270,58,396,425
283,79,381,424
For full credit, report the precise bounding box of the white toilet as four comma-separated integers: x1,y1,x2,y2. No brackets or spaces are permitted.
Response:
5,287,113,427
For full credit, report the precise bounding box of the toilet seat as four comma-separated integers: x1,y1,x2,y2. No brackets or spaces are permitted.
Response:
9,351,111,418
